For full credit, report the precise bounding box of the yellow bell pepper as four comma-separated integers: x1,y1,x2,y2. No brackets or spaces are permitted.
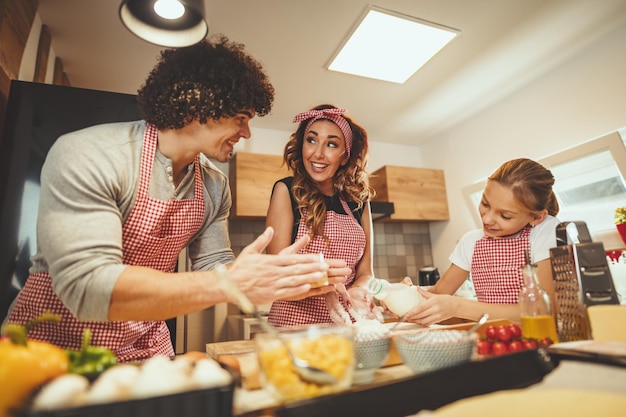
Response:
0,313,69,417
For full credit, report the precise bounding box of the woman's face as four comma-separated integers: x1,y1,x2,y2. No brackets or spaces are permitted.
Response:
301,119,349,195
478,180,543,238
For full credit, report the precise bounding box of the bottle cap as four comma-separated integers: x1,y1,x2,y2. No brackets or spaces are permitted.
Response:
367,278,383,295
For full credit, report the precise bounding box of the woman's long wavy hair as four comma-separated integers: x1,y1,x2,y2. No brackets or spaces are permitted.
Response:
284,104,373,244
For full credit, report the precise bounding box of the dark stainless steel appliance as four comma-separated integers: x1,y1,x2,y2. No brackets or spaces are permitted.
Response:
549,221,619,342
418,266,440,286
0,81,140,319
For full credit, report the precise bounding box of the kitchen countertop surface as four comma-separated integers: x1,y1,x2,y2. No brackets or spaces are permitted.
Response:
230,359,626,417
206,321,626,417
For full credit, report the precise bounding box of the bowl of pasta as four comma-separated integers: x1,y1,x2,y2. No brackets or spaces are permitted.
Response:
255,324,355,403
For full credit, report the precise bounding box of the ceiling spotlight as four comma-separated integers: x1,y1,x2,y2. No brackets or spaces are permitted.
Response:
119,0,208,47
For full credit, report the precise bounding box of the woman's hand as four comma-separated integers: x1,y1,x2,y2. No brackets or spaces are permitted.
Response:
348,286,384,322
275,257,351,301
327,283,384,325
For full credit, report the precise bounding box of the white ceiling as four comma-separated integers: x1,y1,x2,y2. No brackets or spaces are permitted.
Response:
36,0,626,146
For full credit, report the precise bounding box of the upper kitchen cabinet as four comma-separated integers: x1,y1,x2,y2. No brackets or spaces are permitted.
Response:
370,165,449,221
229,152,290,219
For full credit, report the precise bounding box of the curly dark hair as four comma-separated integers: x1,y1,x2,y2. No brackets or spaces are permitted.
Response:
137,35,274,129
284,104,373,243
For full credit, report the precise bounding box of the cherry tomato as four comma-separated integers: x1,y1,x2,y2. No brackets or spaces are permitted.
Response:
508,340,524,352
485,325,497,340
508,323,522,339
523,339,538,350
538,337,554,348
492,341,508,356
476,339,492,355
496,325,512,343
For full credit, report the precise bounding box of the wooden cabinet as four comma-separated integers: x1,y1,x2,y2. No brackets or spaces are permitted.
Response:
228,152,290,218
369,165,449,221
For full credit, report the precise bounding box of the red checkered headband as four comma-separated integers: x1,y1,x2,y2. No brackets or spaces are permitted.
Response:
292,108,353,157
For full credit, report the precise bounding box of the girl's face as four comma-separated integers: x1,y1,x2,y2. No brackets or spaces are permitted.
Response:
301,120,349,195
478,180,546,238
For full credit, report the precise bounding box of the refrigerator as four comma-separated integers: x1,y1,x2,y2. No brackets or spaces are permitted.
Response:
0,80,141,321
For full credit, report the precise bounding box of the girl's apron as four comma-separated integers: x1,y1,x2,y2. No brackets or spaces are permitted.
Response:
8,124,205,361
269,198,366,327
471,225,532,304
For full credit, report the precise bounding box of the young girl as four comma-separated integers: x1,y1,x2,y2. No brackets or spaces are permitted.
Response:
265,104,381,327
405,158,560,326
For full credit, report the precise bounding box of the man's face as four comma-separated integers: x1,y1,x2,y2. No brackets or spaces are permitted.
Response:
201,110,254,162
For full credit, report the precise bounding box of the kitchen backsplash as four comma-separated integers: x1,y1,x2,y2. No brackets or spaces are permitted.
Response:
228,220,433,283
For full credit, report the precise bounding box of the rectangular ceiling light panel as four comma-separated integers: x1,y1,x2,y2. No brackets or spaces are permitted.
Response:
327,6,459,84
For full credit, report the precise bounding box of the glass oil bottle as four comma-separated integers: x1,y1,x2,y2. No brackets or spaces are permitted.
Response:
519,252,559,343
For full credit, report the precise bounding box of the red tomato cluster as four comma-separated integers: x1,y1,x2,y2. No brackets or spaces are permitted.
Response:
476,323,554,356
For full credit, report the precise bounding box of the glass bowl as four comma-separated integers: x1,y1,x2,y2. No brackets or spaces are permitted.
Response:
255,324,355,402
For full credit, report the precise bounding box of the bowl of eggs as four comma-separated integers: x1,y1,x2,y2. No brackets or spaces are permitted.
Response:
255,324,355,403
394,330,477,374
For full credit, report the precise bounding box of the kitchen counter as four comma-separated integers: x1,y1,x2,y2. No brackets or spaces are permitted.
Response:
407,360,626,416
228,356,626,417
206,320,625,417
232,364,415,416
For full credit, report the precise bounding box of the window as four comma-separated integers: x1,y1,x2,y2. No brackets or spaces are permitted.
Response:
463,129,626,246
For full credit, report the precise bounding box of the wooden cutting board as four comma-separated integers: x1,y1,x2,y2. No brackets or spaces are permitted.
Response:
206,340,256,358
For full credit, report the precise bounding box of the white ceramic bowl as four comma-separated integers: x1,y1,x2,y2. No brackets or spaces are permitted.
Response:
353,336,391,384
394,330,477,374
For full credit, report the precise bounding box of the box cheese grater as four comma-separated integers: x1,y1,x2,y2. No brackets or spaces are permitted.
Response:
549,221,619,342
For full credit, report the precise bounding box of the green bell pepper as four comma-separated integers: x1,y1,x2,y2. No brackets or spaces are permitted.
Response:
66,328,116,376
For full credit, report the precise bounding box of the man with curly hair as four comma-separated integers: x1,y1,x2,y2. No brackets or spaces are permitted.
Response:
6,36,329,361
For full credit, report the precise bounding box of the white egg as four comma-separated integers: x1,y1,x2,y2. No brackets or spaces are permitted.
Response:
84,364,140,404
32,374,90,410
131,356,191,398
97,363,140,386
84,378,124,404
191,358,232,388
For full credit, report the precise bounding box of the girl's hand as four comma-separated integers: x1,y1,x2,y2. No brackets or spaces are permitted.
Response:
404,287,458,326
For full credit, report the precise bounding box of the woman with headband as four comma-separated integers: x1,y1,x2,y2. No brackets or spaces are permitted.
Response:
265,104,382,327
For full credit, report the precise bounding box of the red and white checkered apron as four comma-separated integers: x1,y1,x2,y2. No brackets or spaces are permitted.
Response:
268,198,366,327
8,124,205,361
470,225,531,304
